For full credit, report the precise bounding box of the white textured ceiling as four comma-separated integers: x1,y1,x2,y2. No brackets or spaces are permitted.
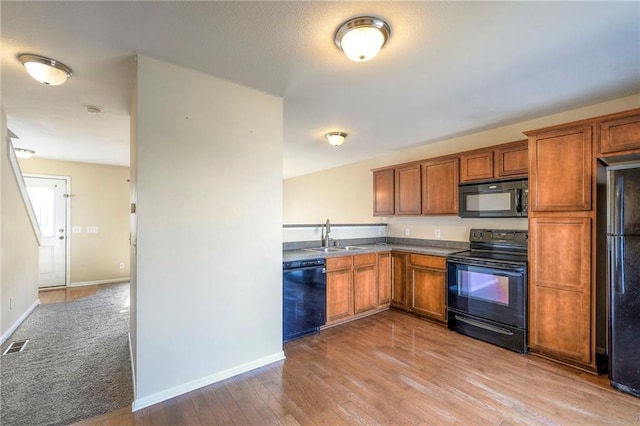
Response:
2,1,639,178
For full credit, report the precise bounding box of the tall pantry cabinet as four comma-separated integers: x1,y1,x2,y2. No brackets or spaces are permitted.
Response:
526,124,596,371
526,108,640,373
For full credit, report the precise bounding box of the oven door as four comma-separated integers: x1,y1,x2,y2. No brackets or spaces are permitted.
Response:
447,258,526,329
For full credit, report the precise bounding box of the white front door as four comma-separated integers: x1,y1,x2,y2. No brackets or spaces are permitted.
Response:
24,176,69,287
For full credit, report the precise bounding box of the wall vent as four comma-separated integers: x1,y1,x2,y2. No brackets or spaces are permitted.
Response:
3,339,29,355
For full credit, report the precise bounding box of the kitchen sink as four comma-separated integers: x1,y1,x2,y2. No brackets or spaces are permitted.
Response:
303,246,367,253
304,247,344,253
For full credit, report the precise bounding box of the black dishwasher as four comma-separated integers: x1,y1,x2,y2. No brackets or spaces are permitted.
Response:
283,258,326,342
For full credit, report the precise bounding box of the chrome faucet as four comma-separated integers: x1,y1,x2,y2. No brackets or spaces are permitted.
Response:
322,218,331,247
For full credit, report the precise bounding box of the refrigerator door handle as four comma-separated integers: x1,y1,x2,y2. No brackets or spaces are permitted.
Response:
611,236,625,294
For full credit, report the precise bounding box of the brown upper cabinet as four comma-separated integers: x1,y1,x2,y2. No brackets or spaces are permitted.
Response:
460,150,494,182
422,157,459,215
460,140,528,183
527,125,593,212
373,168,394,216
395,163,422,215
372,140,527,216
599,111,640,155
496,140,529,177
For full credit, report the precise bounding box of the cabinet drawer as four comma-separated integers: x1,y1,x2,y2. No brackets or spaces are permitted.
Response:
354,253,377,267
327,255,353,271
408,254,446,270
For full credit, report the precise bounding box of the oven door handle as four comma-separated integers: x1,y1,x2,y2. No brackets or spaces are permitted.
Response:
447,258,526,273
454,315,514,336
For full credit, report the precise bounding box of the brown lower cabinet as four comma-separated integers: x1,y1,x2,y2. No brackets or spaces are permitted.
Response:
326,256,354,324
325,252,391,327
391,252,408,308
407,254,447,323
529,216,593,367
391,251,447,324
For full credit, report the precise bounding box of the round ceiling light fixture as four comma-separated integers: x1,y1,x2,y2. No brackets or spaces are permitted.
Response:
334,16,391,62
325,131,347,146
14,148,36,159
18,54,72,86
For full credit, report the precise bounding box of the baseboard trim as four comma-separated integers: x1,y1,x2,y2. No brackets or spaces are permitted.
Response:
131,351,286,412
68,278,130,288
128,332,137,401
0,299,40,345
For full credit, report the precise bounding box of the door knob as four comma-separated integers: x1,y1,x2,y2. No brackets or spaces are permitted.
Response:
59,236,65,240
59,228,64,233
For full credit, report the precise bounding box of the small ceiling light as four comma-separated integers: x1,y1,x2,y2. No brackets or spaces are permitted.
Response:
14,148,36,159
18,54,72,86
86,106,103,116
334,16,391,62
325,132,347,146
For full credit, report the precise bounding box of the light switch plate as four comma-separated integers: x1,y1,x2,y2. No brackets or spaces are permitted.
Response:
72,226,82,233
87,226,99,234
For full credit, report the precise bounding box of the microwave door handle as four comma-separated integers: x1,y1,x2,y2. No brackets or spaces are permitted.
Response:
515,188,522,213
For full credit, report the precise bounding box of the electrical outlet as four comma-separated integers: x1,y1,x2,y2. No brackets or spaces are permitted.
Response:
405,228,410,236
435,229,441,238
119,262,125,269
377,227,385,237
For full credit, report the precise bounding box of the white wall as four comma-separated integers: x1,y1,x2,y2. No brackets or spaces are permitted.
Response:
133,56,283,409
284,94,640,241
1,110,39,342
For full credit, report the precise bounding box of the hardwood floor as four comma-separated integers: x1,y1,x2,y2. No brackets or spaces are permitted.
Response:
40,284,104,304
75,310,639,425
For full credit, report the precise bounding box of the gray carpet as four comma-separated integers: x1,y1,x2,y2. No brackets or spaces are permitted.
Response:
0,283,133,426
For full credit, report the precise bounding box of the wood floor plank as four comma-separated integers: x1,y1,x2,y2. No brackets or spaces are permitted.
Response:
74,310,640,425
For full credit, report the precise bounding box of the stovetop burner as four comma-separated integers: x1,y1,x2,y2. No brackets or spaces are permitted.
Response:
448,229,528,265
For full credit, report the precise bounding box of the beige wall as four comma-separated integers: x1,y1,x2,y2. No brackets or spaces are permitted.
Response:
284,94,640,241
133,55,283,409
1,111,39,339
18,158,130,284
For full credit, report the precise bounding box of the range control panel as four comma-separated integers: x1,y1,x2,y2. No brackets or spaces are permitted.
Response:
469,229,528,245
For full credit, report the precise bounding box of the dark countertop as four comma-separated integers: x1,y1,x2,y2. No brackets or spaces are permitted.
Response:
283,243,466,262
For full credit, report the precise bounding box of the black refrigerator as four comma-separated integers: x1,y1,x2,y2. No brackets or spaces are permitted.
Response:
607,165,640,397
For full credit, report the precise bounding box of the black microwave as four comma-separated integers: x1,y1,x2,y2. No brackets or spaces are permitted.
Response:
459,179,528,218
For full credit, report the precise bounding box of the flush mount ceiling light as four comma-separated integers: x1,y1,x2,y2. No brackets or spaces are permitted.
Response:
325,132,347,146
14,148,36,159
86,106,103,116
18,54,72,86
334,16,391,62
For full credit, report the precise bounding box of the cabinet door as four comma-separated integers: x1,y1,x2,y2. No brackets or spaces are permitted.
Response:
326,257,354,324
529,217,592,366
395,164,422,215
391,252,408,308
422,158,459,215
373,169,394,216
529,125,592,211
354,263,378,315
377,252,391,306
407,254,447,322
460,150,494,182
496,140,528,177
600,113,640,155
408,266,446,322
